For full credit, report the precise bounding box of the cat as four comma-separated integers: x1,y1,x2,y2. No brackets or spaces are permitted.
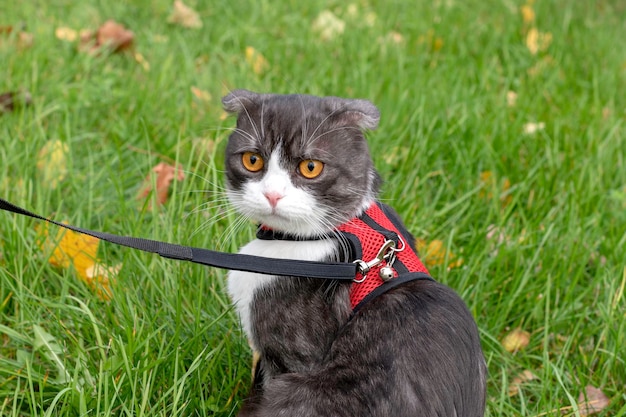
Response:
222,89,487,417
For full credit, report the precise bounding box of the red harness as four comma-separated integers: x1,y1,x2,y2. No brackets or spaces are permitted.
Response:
337,202,431,310
258,202,433,312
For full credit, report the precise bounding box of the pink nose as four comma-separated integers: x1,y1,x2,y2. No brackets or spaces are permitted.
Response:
264,192,284,208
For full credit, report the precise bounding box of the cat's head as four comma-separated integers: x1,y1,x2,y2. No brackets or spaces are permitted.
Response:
222,89,381,238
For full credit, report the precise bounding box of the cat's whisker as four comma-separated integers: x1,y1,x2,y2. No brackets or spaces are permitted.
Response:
308,125,362,148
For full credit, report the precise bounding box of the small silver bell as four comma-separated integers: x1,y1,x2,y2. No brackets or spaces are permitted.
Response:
379,266,395,281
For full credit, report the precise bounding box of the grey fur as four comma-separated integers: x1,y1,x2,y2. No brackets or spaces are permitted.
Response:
223,91,487,417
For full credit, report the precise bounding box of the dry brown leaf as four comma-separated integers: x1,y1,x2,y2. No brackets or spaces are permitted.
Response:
167,0,203,29
0,90,32,113
508,369,537,396
506,91,518,107
0,25,33,49
577,385,610,416
502,327,531,353
80,20,134,54
97,20,134,52
138,162,185,209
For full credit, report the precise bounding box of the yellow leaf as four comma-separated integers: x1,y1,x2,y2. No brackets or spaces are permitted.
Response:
38,223,118,301
502,327,531,353
312,10,345,41
167,0,203,29
526,27,552,55
36,140,68,190
520,5,535,24
38,224,99,274
479,170,512,208
245,46,270,75
415,238,463,270
523,121,545,134
84,263,120,301
418,29,444,52
191,86,212,102
55,26,78,42
134,51,150,71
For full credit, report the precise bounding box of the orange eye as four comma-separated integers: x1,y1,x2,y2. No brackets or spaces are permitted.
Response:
299,159,324,179
242,152,264,172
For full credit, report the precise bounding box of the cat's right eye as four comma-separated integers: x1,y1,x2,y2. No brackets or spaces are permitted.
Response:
242,152,264,172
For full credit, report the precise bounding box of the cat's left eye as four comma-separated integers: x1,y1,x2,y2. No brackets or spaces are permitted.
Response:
298,160,324,179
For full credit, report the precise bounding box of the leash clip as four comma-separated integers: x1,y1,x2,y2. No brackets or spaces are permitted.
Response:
353,239,396,283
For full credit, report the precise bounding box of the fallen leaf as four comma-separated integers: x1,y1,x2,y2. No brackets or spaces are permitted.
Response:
134,51,150,71
378,31,405,47
191,86,212,102
479,171,512,207
137,162,186,209
0,90,32,113
36,140,68,189
37,223,116,301
577,385,610,416
80,20,134,54
312,10,345,41
84,263,120,301
520,5,535,24
364,11,378,27
527,55,555,77
97,20,134,52
508,369,537,396
502,327,531,353
17,31,33,48
418,29,444,52
506,90,518,107
245,46,270,75
415,238,463,270
523,122,545,134
38,223,99,272
526,27,552,55
1,25,33,49
55,26,78,42
167,0,203,29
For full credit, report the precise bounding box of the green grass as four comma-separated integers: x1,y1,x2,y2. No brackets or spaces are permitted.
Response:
1,0,625,415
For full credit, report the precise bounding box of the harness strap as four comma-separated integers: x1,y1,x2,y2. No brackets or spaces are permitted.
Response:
0,198,358,280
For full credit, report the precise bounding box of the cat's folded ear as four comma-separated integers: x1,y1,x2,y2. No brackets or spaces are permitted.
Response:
328,97,380,131
222,89,260,113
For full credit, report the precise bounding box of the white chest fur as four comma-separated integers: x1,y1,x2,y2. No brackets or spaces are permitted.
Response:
227,238,337,346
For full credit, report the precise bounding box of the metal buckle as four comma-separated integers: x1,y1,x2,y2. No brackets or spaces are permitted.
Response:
353,240,397,282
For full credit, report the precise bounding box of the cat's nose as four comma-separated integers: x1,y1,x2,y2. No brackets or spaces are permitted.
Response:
264,191,284,208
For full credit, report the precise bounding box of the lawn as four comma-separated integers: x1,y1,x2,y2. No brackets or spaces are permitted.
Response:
1,0,625,416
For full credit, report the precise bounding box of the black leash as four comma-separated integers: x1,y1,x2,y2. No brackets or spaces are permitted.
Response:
0,198,358,280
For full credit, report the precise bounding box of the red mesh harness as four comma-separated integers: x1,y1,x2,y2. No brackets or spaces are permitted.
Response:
258,202,433,313
337,202,432,311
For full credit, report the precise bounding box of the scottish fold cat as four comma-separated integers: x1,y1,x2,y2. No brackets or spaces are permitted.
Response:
223,89,486,417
